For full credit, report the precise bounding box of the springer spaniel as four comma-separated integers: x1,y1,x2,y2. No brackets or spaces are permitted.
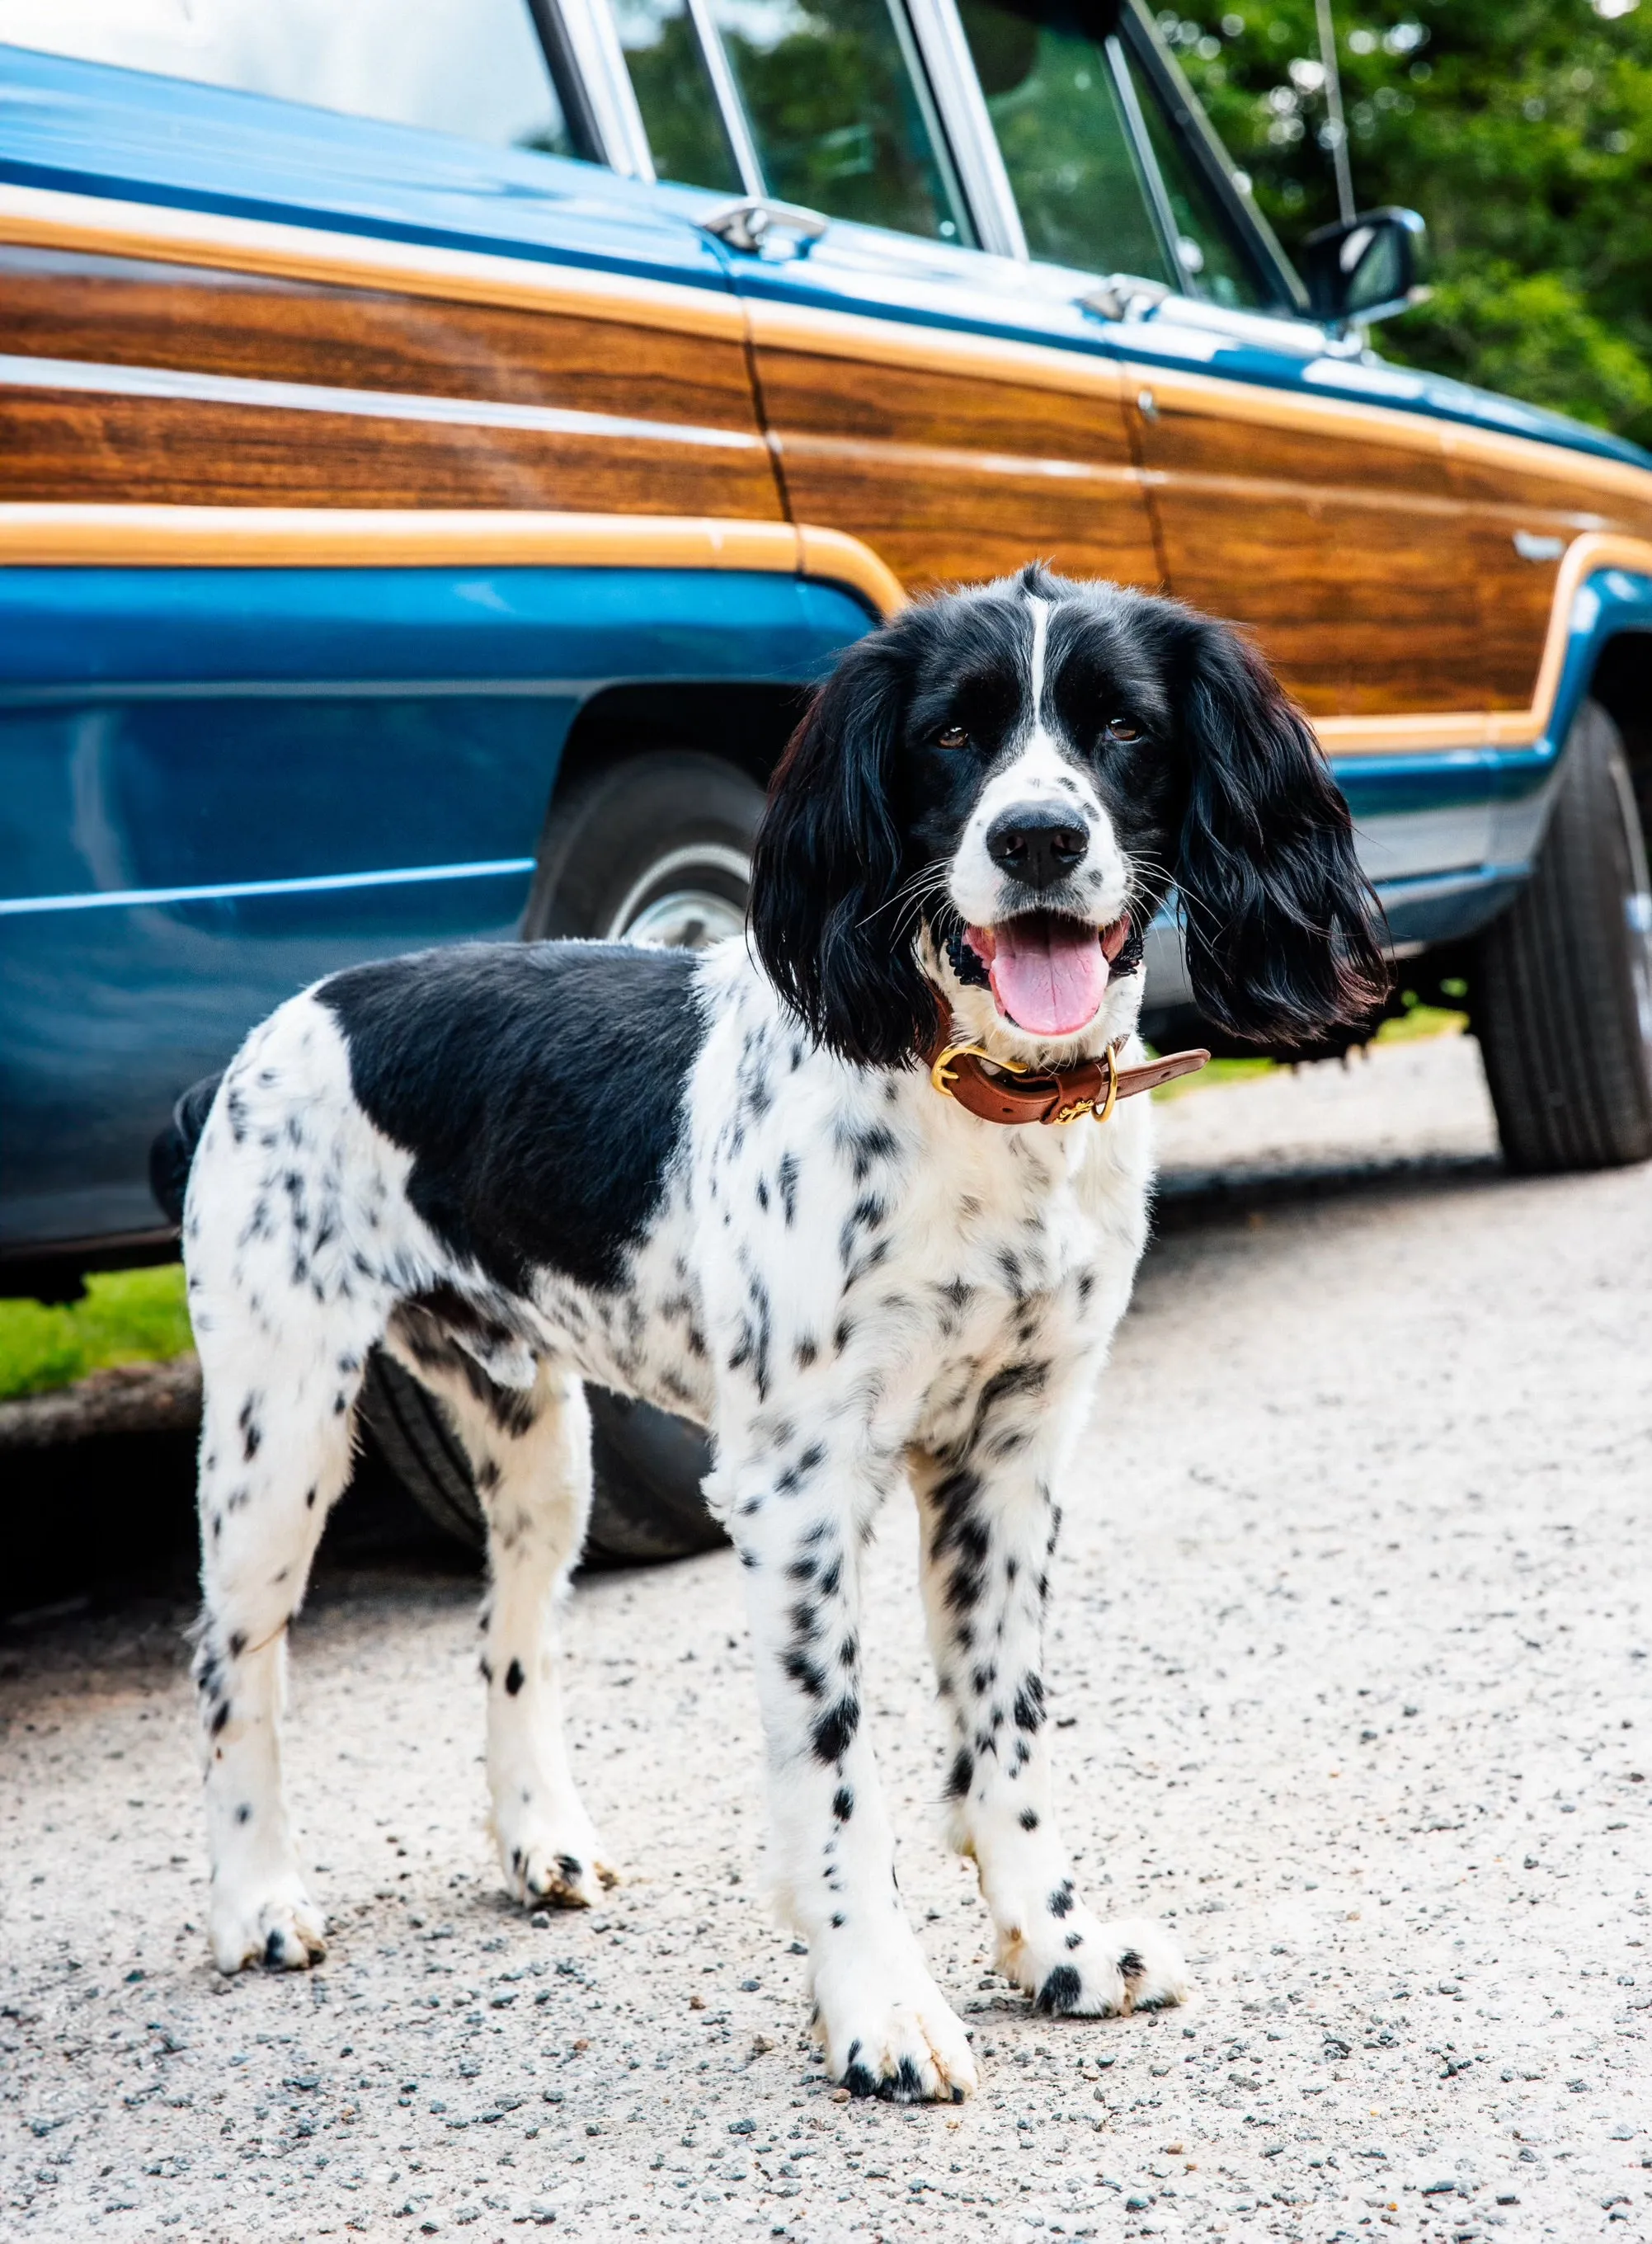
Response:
163,565,1383,2101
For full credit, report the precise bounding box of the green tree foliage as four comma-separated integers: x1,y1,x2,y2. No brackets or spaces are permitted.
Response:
1167,1,1652,445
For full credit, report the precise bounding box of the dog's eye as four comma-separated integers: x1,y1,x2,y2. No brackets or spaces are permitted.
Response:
1105,717,1143,743
935,724,969,750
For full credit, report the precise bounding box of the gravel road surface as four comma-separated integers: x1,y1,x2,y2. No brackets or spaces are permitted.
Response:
3,1032,1649,2243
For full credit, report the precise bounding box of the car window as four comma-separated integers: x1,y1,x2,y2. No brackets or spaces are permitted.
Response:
1123,46,1268,310
958,1,1169,286
614,0,742,192
0,0,576,156
707,0,968,243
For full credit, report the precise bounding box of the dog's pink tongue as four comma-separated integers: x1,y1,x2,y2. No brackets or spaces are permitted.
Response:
985,918,1108,1036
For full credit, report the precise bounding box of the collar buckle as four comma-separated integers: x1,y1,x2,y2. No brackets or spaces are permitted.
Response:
930,1039,1028,1100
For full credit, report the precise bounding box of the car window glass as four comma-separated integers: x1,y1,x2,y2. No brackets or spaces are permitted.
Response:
708,0,967,242
0,0,576,156
614,0,742,191
958,1,1168,285
1123,47,1267,309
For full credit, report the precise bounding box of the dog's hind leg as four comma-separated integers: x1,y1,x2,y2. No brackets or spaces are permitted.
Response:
182,990,400,1971
382,1324,609,1909
192,1309,376,1973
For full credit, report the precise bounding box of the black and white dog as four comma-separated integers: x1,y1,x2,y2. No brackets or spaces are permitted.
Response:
171,566,1383,2101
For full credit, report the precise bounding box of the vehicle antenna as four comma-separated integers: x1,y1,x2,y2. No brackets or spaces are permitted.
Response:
1314,0,1357,224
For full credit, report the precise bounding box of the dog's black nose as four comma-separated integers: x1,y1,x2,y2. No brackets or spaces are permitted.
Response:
985,806,1089,890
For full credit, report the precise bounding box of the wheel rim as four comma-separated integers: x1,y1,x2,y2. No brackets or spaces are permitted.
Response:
606,841,751,950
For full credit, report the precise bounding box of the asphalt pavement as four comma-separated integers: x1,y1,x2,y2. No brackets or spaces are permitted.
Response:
2,1030,1649,2243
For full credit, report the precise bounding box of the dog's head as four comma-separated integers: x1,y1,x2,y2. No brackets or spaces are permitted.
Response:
751,564,1387,1068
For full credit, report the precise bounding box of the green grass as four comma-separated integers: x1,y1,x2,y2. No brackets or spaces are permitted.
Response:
1152,1002,1469,1103
0,1263,193,1402
1373,1004,1470,1046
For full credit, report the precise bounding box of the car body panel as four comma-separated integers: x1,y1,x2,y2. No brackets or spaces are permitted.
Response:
0,545,878,1246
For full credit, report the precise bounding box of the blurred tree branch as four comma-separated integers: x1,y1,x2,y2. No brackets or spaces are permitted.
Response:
1168,0,1652,442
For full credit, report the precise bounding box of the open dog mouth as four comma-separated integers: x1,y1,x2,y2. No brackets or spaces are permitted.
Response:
962,911,1133,1037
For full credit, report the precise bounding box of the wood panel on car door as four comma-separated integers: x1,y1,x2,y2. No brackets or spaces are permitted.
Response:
1440,425,1652,712
1120,358,1490,722
0,222,783,521
734,233,1160,599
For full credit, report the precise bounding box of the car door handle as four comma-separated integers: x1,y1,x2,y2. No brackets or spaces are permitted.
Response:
1079,274,1171,323
700,197,830,257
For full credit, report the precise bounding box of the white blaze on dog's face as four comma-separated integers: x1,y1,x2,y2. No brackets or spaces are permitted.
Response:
944,593,1137,1041
901,580,1179,1051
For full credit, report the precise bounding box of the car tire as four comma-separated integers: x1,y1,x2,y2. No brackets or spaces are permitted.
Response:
355,750,766,1562
1471,698,1652,1172
358,1352,728,1564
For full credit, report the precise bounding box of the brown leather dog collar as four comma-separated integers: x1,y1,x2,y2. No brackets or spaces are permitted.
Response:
922,1009,1209,1127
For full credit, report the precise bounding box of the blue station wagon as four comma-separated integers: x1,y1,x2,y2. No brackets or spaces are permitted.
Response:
2,0,1650,1546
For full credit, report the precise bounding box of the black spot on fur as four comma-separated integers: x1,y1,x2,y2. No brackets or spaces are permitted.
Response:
945,1748,973,1799
812,1697,859,1763
1048,1880,1075,1917
555,1854,583,1884
1014,1675,1046,1733
831,1786,854,1823
784,1649,828,1701
235,1803,252,1824
321,943,707,1295
505,1658,525,1696
1019,1807,1039,1831
1035,1964,1083,2016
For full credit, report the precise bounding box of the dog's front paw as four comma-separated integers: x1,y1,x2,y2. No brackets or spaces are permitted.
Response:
210,1879,327,1974
497,1811,616,1911
1001,1905,1190,2018
814,1950,979,2103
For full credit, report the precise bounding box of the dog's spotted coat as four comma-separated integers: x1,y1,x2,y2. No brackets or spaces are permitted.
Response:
174,568,1383,2100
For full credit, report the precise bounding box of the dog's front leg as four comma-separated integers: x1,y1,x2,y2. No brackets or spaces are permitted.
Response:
726,1448,978,2102
911,1413,1191,2021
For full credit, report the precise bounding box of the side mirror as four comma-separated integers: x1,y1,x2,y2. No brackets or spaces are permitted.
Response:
1301,206,1428,327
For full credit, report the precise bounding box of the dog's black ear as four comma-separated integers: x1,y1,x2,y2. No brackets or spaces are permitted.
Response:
750,632,939,1068
1174,619,1389,1044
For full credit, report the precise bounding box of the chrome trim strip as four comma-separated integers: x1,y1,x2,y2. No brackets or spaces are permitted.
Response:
555,0,657,180
684,0,766,199
0,354,765,450
1104,33,1185,290
906,0,1027,262
0,859,538,917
